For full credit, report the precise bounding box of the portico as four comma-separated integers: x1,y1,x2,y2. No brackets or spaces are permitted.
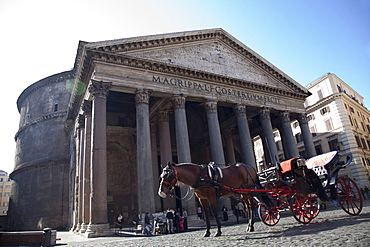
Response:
67,29,315,237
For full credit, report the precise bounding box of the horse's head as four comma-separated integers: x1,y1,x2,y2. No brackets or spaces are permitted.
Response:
158,162,178,198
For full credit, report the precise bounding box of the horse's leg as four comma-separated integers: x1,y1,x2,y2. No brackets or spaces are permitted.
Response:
199,199,211,237
209,197,222,237
243,195,255,232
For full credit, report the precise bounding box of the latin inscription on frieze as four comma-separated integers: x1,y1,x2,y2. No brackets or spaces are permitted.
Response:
152,76,281,104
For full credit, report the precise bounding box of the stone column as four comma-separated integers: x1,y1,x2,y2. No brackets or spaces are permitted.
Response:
157,111,176,211
150,122,162,212
135,89,155,215
172,95,191,163
158,110,173,165
172,95,196,214
279,111,299,159
76,115,85,233
85,80,111,238
204,101,225,165
223,128,236,164
80,100,92,233
259,108,278,165
234,104,256,169
72,125,81,232
298,113,317,158
204,101,229,212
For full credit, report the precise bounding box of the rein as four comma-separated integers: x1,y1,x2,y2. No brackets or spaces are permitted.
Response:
161,166,195,201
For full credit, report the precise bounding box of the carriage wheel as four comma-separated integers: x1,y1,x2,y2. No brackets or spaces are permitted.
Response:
336,176,363,215
290,193,315,224
258,203,280,226
308,194,320,218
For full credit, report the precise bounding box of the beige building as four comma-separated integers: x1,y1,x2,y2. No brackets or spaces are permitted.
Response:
10,29,317,236
255,73,370,188
0,170,12,215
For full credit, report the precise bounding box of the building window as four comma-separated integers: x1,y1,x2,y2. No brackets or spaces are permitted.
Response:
349,115,353,126
54,103,58,112
275,141,281,151
0,193,2,197
307,114,315,122
325,118,334,131
354,119,358,128
361,122,366,132
317,89,323,100
349,106,354,113
355,135,362,148
5,185,10,189
361,138,368,149
314,143,323,155
337,85,342,92
0,178,3,182
328,139,339,151
310,125,317,137
4,192,10,197
320,106,330,115
295,133,303,143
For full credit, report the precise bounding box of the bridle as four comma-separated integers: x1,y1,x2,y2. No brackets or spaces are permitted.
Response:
160,166,178,191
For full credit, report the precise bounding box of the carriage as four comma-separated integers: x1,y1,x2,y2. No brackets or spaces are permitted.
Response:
158,151,363,237
256,151,363,226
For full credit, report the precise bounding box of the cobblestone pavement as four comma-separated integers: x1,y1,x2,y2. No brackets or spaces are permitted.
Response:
57,200,370,247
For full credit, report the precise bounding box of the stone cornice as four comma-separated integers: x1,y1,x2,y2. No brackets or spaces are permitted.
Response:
15,111,67,140
87,29,308,95
10,157,70,178
86,49,308,99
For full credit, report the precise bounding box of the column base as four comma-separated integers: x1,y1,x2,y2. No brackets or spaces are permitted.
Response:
79,223,88,233
83,223,112,238
74,223,81,233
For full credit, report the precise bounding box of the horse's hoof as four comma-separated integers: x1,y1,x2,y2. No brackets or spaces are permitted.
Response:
246,226,254,232
203,232,210,237
214,231,222,237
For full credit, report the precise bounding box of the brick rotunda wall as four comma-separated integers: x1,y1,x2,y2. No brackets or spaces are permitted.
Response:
8,71,73,230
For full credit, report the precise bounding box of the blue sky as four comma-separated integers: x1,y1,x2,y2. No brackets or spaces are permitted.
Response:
0,0,369,173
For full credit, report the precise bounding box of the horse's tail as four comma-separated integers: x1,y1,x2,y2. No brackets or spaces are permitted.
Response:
255,177,274,208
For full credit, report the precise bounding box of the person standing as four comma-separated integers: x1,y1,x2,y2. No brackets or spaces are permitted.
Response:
143,212,152,236
233,205,240,224
197,206,203,220
117,213,123,229
182,208,188,230
166,209,174,233
222,205,228,221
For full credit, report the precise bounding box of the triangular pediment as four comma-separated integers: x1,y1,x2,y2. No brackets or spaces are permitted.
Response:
85,29,308,95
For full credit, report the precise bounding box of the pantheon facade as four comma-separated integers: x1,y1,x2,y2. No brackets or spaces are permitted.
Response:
9,29,316,237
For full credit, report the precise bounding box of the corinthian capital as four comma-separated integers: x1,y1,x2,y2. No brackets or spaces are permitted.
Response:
82,100,92,116
88,80,112,100
298,113,308,124
135,89,151,105
234,104,246,117
259,107,270,120
158,110,171,122
204,101,218,113
279,111,291,123
172,94,186,109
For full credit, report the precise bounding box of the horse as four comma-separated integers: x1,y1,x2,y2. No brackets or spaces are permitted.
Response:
158,162,268,237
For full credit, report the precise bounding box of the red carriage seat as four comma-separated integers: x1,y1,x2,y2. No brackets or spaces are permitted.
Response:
279,157,299,174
